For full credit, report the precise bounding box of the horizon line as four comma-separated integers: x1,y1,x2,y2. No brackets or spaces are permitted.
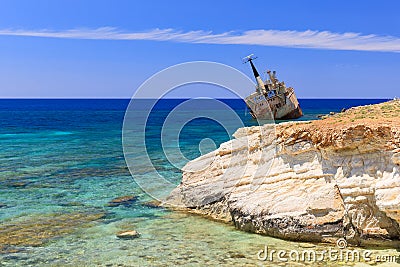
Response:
0,97,392,100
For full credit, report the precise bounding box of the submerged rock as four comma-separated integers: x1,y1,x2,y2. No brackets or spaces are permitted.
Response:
142,199,162,208
116,230,140,239
0,211,105,253
10,181,30,188
59,201,85,207
168,100,400,247
106,195,138,207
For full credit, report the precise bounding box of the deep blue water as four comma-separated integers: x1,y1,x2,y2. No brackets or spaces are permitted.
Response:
0,98,388,111
0,98,391,266
0,98,388,134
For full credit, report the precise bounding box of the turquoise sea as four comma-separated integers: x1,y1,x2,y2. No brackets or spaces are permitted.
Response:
1,98,398,267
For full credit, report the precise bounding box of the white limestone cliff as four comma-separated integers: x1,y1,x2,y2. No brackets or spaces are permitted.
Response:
168,100,400,247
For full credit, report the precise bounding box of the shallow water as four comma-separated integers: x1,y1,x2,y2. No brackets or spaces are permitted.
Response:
1,99,397,266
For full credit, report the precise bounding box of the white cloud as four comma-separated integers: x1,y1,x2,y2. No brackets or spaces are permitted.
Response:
0,27,400,52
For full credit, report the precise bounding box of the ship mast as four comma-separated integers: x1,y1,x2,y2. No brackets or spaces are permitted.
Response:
243,54,266,94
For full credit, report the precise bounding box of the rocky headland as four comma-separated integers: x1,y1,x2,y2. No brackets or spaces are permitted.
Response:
168,100,400,247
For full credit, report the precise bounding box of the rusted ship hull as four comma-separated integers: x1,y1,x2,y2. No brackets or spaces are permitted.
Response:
245,88,303,120
280,106,303,119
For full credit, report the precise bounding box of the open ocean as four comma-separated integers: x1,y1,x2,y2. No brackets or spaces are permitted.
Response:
0,98,397,267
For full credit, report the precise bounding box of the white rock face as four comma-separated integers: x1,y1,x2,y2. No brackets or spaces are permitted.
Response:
168,120,400,247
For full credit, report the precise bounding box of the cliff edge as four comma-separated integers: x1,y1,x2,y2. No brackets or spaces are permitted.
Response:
167,100,400,247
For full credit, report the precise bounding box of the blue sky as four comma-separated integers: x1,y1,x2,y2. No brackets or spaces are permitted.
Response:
0,0,399,98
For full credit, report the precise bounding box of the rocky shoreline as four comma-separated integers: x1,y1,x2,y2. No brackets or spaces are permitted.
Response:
167,100,400,247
